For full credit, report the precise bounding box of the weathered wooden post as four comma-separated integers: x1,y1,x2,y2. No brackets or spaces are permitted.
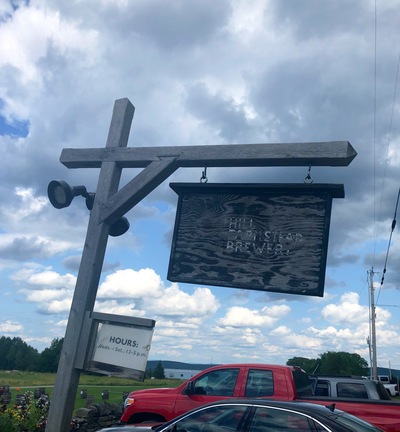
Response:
45,98,135,431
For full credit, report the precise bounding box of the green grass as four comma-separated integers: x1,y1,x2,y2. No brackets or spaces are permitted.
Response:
0,371,182,412
2,370,397,412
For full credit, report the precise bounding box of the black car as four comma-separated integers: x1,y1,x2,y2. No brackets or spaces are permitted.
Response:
97,399,383,432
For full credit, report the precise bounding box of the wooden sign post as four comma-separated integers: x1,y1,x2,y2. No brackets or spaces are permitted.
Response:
45,98,356,432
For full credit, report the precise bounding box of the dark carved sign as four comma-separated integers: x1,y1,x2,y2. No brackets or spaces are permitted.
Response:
168,183,344,297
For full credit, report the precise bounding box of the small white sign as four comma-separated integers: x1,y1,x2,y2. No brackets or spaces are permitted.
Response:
92,322,153,372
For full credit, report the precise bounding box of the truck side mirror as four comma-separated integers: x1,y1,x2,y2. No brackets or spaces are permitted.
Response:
184,381,195,395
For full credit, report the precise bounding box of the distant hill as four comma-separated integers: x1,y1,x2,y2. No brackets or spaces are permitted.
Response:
146,361,400,380
146,360,216,371
375,366,400,378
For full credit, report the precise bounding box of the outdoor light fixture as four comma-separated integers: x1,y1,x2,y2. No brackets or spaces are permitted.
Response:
108,216,130,237
47,180,92,209
47,180,130,237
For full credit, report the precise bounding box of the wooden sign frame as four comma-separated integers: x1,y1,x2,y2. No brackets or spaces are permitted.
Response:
76,312,155,380
168,183,344,297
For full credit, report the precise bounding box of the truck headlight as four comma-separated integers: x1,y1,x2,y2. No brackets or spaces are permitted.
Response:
124,397,135,408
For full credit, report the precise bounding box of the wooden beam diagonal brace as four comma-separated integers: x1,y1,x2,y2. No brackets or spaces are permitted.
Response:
101,157,179,224
60,140,357,169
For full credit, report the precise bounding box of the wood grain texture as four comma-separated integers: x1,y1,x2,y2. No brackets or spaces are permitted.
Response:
168,184,343,297
60,141,357,168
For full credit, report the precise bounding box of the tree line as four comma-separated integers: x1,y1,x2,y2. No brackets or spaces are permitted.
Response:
145,361,166,379
286,351,369,376
0,336,63,373
0,336,381,378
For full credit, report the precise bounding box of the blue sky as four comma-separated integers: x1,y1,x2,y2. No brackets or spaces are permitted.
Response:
0,0,400,370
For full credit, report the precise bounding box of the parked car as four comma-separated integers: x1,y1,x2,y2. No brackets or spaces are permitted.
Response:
98,399,383,432
377,376,399,397
308,375,391,400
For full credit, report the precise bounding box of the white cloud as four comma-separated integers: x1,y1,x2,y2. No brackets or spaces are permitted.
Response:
270,325,291,337
96,269,221,320
217,304,290,327
280,333,323,350
27,271,76,289
0,320,23,333
0,1,13,17
0,234,71,261
14,187,48,216
321,292,370,325
11,268,76,291
0,187,83,257
239,328,263,345
94,300,146,317
55,319,68,328
97,268,164,299
150,286,219,317
387,137,400,166
0,5,100,118
37,298,72,314
21,288,70,303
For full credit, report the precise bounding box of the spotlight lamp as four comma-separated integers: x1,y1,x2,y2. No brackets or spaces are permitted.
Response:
47,180,130,237
109,216,130,237
47,180,89,209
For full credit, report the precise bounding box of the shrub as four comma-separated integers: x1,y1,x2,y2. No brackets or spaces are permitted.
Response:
0,392,49,431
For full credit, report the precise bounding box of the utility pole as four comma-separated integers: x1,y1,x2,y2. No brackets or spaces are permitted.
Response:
369,268,378,380
366,336,372,378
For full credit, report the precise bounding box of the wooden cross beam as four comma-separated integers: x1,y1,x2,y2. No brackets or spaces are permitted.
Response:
60,138,356,225
60,140,356,169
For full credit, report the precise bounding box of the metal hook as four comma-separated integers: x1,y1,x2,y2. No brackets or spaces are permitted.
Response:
304,165,313,184
200,167,208,183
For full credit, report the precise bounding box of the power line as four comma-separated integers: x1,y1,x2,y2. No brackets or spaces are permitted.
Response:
378,51,400,231
378,305,400,308
373,0,377,263
376,187,399,305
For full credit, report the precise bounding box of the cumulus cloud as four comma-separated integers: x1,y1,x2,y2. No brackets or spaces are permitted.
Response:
12,268,76,290
0,234,64,261
270,325,291,337
96,269,220,319
94,300,146,317
0,4,100,118
22,288,71,303
0,320,23,333
97,268,165,299
149,286,219,317
27,270,76,288
37,298,73,314
218,304,290,327
0,187,85,259
321,292,370,325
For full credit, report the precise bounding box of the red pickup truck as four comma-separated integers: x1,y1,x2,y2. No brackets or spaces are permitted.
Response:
120,363,400,432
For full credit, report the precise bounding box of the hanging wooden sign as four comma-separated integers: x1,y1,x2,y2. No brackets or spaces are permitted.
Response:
167,183,344,297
